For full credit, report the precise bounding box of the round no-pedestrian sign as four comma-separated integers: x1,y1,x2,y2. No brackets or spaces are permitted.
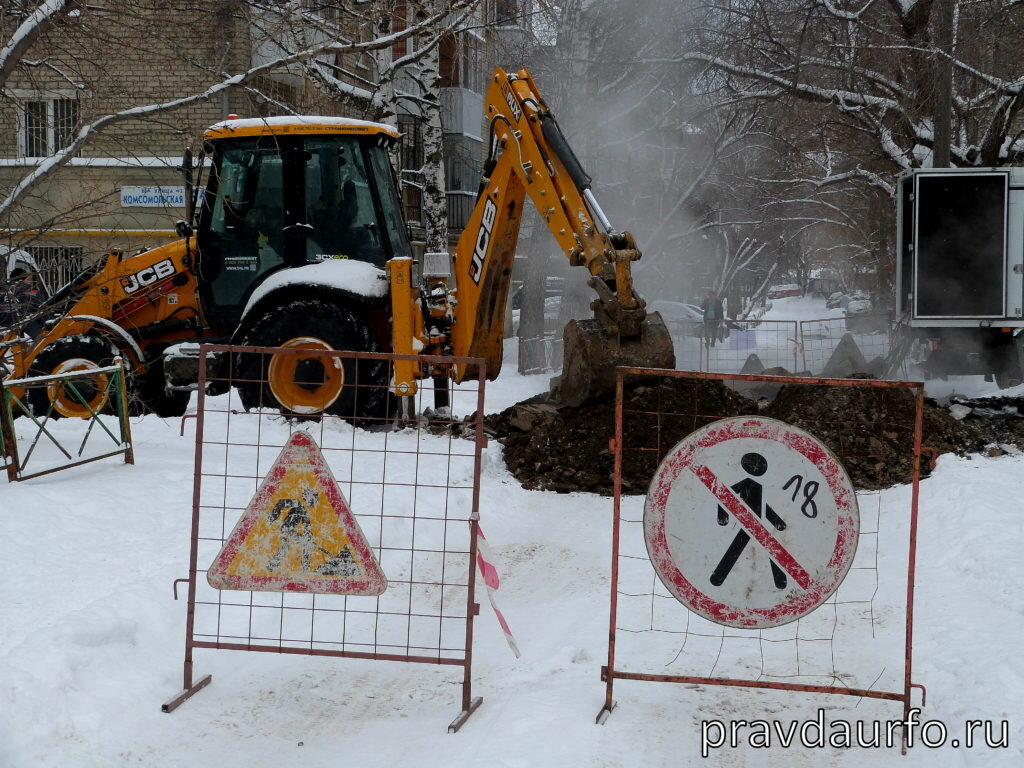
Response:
643,416,859,629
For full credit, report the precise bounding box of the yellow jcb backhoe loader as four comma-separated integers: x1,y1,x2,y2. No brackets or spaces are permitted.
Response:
0,67,674,419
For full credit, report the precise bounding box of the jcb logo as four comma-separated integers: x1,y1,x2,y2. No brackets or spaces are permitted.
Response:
502,83,522,122
469,198,498,286
121,258,175,294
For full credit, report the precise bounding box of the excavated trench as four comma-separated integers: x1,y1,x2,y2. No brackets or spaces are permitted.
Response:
486,378,1024,495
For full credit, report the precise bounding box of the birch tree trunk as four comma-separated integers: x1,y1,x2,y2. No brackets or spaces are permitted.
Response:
418,1,448,254
371,1,398,128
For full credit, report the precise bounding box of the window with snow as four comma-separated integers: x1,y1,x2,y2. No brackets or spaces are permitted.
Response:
21,98,80,158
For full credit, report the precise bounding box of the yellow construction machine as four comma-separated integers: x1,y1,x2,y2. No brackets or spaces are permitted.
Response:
0,68,674,418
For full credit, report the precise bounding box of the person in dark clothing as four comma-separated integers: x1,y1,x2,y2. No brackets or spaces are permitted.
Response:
1,269,45,337
700,289,724,348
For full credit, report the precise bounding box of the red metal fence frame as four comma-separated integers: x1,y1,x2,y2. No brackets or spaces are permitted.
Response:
600,367,923,752
164,344,488,732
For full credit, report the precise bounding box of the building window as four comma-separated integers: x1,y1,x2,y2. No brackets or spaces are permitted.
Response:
398,114,424,224
461,34,485,93
27,245,85,291
21,98,80,158
444,133,482,193
398,114,424,172
309,1,340,21
494,0,518,25
439,31,485,93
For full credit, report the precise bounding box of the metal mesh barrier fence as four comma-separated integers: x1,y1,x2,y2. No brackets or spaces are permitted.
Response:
514,315,894,379
517,332,562,375
668,319,801,374
0,360,134,481
165,344,487,731
601,369,923,750
801,315,892,375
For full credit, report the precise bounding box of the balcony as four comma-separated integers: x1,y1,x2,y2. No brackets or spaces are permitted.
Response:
440,87,484,140
446,191,476,233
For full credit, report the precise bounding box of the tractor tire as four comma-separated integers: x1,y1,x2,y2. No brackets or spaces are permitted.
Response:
26,335,120,419
237,299,392,422
134,353,191,418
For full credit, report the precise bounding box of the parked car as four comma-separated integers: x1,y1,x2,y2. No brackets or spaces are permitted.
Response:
649,300,740,341
826,292,850,310
767,283,802,299
510,276,566,309
844,297,888,333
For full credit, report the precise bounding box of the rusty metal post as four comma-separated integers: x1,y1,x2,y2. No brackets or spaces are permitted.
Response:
450,362,488,733
902,383,925,754
115,357,135,465
0,381,19,482
162,344,212,712
597,368,625,724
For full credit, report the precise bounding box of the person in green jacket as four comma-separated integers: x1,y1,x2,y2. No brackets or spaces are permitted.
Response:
701,289,724,348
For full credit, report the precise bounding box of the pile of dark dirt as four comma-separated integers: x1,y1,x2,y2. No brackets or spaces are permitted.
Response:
487,378,752,494
487,377,1012,495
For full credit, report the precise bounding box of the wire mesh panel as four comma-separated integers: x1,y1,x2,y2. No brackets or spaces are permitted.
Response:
601,369,923,749
517,332,563,375
801,315,892,374
668,319,800,374
166,344,487,731
0,360,134,482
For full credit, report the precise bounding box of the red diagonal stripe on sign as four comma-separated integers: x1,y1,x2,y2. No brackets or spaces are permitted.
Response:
690,463,813,590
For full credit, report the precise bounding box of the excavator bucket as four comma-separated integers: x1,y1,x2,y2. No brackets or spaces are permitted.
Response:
555,310,676,407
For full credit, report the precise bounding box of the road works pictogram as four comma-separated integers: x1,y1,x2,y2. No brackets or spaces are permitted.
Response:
207,430,387,595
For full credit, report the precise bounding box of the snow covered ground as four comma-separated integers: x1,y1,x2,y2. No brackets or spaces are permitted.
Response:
2,342,1022,767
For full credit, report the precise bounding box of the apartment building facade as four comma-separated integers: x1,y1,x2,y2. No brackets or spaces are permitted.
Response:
0,0,539,289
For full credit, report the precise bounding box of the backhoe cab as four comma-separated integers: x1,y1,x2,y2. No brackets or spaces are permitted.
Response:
2,68,674,420
2,117,408,419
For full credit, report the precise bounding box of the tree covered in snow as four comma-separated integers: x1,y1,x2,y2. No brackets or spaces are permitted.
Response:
541,0,779,315
685,0,1024,294
542,0,1024,306
685,0,1024,175
283,0,487,254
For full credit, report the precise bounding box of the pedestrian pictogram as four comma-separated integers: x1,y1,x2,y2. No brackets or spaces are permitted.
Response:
206,430,387,595
643,416,858,629
710,452,789,590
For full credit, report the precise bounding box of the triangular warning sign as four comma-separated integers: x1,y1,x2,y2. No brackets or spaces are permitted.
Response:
206,431,387,595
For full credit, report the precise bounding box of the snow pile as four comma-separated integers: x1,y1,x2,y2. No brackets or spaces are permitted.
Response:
1,359,1021,766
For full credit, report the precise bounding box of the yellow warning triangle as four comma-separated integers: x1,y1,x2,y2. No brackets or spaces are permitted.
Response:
206,430,387,595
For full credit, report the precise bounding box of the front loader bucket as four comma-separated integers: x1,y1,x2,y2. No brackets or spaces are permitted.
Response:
553,311,675,407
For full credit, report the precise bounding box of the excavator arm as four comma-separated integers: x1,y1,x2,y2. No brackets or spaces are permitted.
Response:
389,67,675,405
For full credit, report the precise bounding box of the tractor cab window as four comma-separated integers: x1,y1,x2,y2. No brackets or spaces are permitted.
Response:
201,138,288,311
368,145,411,261
198,131,410,324
304,138,394,267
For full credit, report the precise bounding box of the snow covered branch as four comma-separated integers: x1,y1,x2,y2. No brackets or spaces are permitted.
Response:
0,0,479,220
0,0,77,90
